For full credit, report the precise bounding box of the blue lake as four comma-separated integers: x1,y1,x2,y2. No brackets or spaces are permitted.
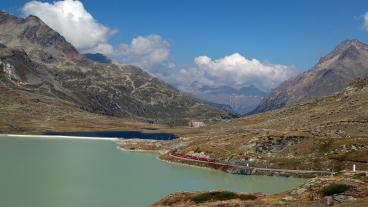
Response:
46,131,177,140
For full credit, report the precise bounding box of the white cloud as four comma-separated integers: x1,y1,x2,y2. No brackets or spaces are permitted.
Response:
178,53,295,91
116,40,295,92
116,34,175,76
20,1,294,92
364,12,368,30
21,0,114,56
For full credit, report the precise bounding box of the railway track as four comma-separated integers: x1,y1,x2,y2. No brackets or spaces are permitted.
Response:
169,152,332,175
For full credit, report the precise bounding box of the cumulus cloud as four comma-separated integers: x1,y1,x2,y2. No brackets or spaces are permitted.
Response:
21,0,115,56
177,53,295,91
116,34,175,76
116,41,295,92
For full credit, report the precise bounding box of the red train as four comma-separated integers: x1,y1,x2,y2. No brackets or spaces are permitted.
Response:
170,152,215,163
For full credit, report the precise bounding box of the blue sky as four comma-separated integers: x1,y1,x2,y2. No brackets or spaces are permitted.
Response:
2,0,368,90
3,0,368,69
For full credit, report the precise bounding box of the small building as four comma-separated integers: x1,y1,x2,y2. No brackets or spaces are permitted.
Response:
188,120,206,128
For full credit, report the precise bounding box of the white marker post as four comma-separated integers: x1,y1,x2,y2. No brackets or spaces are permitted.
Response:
353,164,356,172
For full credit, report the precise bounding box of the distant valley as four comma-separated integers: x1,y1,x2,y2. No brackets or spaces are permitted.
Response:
188,84,267,114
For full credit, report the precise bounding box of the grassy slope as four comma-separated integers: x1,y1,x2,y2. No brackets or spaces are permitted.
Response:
170,78,368,171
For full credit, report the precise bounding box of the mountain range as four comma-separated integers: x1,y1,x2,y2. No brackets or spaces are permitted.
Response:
1,11,368,129
198,85,266,97
0,12,235,125
189,83,267,114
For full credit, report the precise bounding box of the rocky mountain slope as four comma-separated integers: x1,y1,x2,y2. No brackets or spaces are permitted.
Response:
253,39,368,113
0,12,235,125
0,78,155,134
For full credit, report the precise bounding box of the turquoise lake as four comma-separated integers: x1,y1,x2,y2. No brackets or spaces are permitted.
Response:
0,136,306,207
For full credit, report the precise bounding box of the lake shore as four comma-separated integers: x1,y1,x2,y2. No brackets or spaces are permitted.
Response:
2,134,335,178
117,138,332,178
0,134,118,141
3,134,367,207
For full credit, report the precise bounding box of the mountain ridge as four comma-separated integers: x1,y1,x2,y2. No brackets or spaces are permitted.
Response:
252,39,368,114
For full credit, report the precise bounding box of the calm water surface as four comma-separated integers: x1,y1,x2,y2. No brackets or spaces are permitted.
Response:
46,131,177,140
0,136,306,207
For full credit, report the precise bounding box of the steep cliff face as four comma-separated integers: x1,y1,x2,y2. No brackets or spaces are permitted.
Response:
0,12,235,124
252,39,368,113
